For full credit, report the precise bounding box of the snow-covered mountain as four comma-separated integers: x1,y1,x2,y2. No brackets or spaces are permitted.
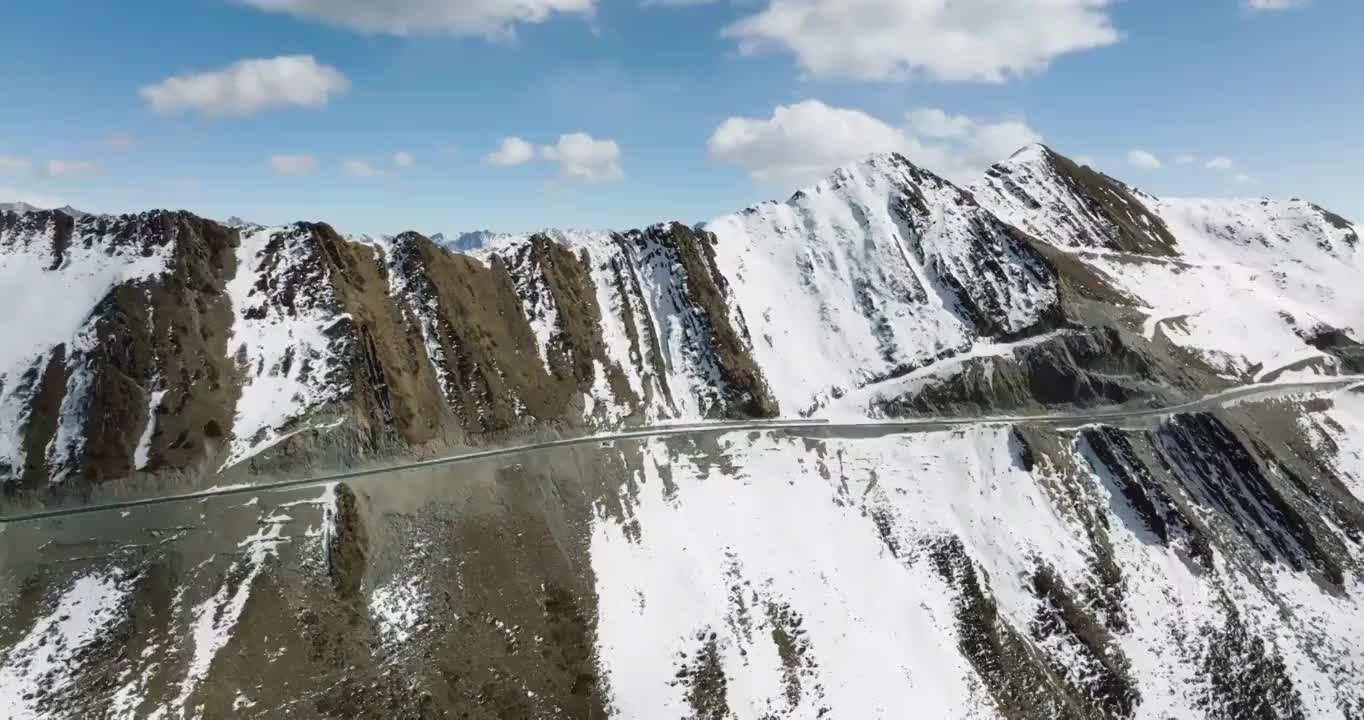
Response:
975,144,1364,383
3,146,1364,719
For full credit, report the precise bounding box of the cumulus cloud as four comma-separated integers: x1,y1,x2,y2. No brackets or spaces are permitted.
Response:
722,0,1120,82
343,159,378,177
270,154,317,176
1175,154,1197,166
238,0,595,39
707,99,1041,187
708,101,912,184
485,136,537,166
1127,149,1162,169
1243,0,1309,10
1234,173,1258,185
540,132,623,180
1205,156,1235,170
392,151,415,168
45,160,101,178
0,156,33,175
907,109,974,139
140,55,349,118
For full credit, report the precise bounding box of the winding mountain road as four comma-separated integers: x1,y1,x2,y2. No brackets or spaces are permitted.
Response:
3,376,1360,525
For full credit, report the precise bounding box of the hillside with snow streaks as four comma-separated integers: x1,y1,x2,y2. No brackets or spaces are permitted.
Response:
589,407,1364,719
4,145,1364,719
976,145,1364,383
0,211,172,482
5,146,1364,491
0,210,234,487
222,225,356,468
3,146,1362,493
708,153,1060,415
4,384,1363,719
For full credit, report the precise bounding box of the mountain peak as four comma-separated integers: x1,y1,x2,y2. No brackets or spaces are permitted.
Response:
975,143,1179,256
1005,142,1054,165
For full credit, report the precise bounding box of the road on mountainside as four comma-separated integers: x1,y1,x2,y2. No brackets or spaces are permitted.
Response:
3,376,1360,525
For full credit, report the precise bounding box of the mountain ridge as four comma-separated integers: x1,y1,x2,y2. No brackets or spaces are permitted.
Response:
5,145,1364,720
2,145,1360,497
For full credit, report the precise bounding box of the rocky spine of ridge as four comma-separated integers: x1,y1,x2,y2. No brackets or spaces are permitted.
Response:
0,211,789,496
975,144,1180,255
0,210,239,493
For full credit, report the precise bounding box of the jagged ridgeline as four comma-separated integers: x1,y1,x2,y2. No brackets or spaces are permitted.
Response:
0,152,1085,496
2,147,1364,719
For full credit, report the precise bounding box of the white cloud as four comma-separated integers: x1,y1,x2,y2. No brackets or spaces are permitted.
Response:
709,100,910,184
239,0,595,39
1234,172,1258,185
1204,156,1235,170
907,109,974,139
392,151,415,168
541,132,623,180
1127,149,1162,169
486,133,624,179
270,154,317,176
722,0,1120,82
0,188,67,209
1175,154,1196,166
45,160,101,178
0,156,33,175
485,136,537,166
140,55,350,118
707,99,1041,187
1243,0,1309,10
343,159,378,177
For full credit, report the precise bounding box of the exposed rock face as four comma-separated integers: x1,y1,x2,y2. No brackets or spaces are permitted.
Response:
0,210,238,497
977,144,1179,256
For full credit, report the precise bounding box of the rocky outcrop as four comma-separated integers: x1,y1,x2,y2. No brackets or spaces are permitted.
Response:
0,210,238,499
975,144,1179,256
387,230,584,434
868,325,1216,418
613,223,777,419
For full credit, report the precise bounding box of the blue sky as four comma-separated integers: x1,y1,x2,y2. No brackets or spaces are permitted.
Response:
0,0,1359,235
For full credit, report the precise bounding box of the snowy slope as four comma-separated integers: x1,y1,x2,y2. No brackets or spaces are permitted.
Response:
5,146,1364,719
221,225,356,468
708,153,1059,416
2,145,1360,490
0,211,176,482
5,386,1362,719
975,146,1364,382
589,414,1364,719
